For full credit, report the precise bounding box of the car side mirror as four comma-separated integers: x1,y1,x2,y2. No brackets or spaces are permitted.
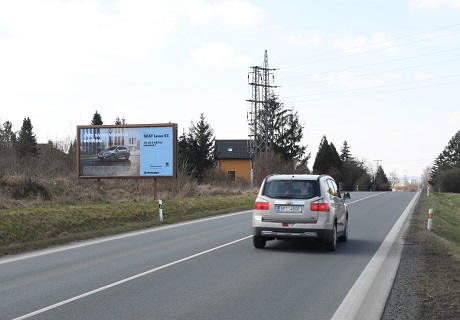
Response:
343,192,351,200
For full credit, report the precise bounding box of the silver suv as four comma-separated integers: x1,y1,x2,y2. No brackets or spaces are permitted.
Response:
252,174,349,251
98,146,130,161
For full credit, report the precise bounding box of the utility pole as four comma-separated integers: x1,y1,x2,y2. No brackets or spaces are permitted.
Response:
247,50,277,186
247,50,277,156
372,159,382,191
373,159,382,170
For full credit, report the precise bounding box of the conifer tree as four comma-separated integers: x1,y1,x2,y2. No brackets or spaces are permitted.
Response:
273,107,309,167
374,165,391,191
91,111,103,125
0,120,17,150
329,142,342,169
336,140,371,190
313,136,341,174
68,139,77,160
429,130,460,189
254,95,309,168
16,117,38,158
340,141,352,162
178,113,215,183
114,116,127,125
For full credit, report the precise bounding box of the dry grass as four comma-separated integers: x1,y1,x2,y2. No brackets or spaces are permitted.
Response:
0,173,256,206
0,147,258,256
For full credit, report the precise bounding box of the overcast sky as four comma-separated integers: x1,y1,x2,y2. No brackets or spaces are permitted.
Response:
1,0,459,178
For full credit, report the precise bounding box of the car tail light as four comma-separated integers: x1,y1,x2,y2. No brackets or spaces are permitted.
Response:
310,199,330,211
255,198,269,210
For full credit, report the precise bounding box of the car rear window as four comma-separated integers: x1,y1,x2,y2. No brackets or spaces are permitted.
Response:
263,180,319,199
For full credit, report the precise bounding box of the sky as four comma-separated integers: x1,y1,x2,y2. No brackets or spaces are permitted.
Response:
1,0,459,178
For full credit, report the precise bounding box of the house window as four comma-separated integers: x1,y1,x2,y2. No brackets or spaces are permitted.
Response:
228,171,235,181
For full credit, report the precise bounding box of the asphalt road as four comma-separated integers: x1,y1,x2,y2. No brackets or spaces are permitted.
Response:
0,191,418,320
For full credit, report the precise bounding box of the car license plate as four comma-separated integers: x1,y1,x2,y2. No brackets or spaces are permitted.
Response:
276,205,303,213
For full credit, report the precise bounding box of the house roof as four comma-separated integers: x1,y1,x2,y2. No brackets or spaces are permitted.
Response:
215,139,251,159
37,143,66,155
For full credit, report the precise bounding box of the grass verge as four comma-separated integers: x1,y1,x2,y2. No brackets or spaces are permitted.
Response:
406,192,460,318
0,193,256,256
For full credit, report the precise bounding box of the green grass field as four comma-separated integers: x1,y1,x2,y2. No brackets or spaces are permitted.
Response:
0,193,256,256
407,192,460,317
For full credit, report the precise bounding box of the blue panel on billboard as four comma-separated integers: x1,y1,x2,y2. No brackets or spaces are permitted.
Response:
140,127,173,176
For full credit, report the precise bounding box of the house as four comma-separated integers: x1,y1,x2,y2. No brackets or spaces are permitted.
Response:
37,142,67,156
215,139,251,181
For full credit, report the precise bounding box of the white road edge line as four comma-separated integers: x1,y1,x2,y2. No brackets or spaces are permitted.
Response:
346,192,385,205
12,235,253,320
0,210,253,265
330,192,420,320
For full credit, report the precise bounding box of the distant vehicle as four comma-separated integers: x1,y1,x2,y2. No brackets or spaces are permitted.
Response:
252,174,349,251
98,146,130,161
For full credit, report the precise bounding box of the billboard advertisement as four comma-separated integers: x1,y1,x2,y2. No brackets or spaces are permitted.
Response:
76,123,177,179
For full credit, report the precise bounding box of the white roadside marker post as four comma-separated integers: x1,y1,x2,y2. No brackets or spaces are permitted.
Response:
427,208,433,231
159,200,163,223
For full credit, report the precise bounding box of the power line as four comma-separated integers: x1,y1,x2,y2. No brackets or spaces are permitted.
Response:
278,31,460,70
384,158,435,164
276,47,460,81
280,58,460,87
272,23,460,66
285,74,460,98
288,80,460,103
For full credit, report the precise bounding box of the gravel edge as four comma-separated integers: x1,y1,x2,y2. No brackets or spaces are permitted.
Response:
381,241,424,319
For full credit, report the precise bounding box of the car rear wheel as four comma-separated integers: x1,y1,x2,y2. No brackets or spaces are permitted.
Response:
326,223,337,251
253,236,266,249
338,217,348,242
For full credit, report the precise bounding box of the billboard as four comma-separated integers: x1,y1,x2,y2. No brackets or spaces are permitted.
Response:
76,123,177,179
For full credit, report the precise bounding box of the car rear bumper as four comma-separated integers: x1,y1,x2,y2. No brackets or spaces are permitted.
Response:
253,226,333,240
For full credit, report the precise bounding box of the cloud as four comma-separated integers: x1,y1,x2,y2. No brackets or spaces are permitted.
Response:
285,33,323,47
409,0,460,10
191,42,251,68
334,32,400,55
272,24,287,33
181,0,214,25
414,71,436,81
182,0,266,31
0,0,181,96
448,111,460,123
214,0,266,31
112,0,179,57
0,0,179,59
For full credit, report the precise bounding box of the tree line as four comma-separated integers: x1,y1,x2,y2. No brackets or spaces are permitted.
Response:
174,96,390,191
0,117,39,159
429,130,460,193
1,106,391,191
